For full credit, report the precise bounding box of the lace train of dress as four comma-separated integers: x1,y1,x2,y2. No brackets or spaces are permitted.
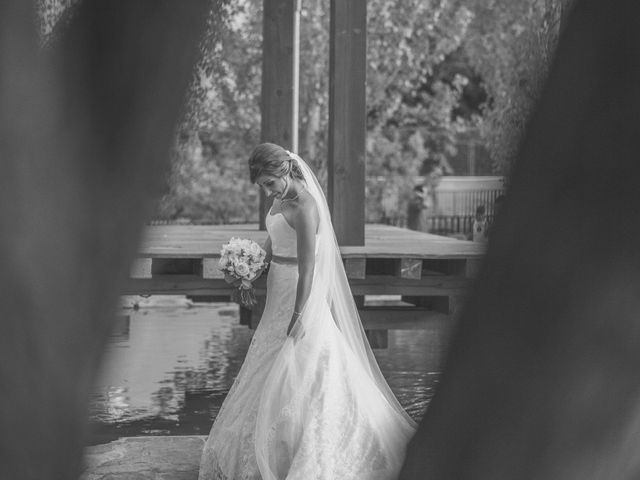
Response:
199,212,415,480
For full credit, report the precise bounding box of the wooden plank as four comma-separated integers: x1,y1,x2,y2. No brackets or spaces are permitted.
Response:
186,295,231,303
137,224,485,260
350,275,469,296
328,0,366,246
202,257,224,279
123,276,268,297
260,0,300,229
401,294,469,318
359,308,451,330
344,258,366,279
151,258,200,275
125,274,467,297
395,258,422,279
130,258,152,279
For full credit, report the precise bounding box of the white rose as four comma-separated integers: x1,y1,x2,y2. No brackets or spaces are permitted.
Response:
248,263,260,275
248,242,262,258
235,261,250,278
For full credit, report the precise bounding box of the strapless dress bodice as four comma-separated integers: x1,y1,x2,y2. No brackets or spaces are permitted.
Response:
265,212,297,258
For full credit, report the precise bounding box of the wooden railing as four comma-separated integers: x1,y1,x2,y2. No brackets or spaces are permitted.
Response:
435,188,503,217
427,214,496,237
367,175,505,237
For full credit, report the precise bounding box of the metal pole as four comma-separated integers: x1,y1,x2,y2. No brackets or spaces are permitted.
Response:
292,0,300,153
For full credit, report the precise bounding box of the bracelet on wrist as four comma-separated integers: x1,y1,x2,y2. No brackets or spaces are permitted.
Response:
293,310,302,317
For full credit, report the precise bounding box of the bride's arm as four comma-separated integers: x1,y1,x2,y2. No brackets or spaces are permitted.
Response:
287,200,319,335
252,236,272,281
263,235,272,263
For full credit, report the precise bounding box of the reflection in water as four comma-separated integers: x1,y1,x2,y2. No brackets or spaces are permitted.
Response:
89,298,453,445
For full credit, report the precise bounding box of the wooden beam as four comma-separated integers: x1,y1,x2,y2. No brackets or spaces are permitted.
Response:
328,0,366,246
124,274,467,297
359,307,452,330
130,258,152,279
202,257,224,279
123,276,268,297
260,0,300,229
186,295,231,303
344,258,366,279
395,258,423,279
350,275,469,296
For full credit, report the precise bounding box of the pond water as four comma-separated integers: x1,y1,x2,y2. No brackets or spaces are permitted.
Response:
88,297,454,445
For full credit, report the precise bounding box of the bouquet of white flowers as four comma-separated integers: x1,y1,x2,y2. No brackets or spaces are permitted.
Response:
219,237,268,308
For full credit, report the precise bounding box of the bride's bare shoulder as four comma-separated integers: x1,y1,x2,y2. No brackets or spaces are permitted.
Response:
289,190,319,230
298,190,319,220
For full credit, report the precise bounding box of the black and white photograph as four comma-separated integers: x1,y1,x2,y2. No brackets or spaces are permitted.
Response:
6,0,640,478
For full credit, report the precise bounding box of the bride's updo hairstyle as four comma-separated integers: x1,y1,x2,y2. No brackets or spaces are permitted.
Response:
249,143,305,184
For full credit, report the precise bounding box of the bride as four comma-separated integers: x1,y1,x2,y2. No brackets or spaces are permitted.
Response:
199,143,416,480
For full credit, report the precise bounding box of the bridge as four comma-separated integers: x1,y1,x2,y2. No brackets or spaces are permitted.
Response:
125,223,485,347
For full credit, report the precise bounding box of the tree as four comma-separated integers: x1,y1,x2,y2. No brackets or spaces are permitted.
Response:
158,0,261,223
160,0,490,224
35,0,77,38
365,0,478,222
40,0,572,224
464,0,573,174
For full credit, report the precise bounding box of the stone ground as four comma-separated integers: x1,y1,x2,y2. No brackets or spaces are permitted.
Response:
81,436,207,480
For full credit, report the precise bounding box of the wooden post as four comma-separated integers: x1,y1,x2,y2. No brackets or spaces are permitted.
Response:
259,0,300,229
328,0,366,246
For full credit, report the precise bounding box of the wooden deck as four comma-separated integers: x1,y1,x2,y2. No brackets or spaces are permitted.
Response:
125,224,485,346
134,223,483,258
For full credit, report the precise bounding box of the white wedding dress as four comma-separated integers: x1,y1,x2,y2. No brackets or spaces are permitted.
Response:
199,155,416,480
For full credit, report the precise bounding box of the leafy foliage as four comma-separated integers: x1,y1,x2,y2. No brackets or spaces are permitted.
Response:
463,0,573,174
35,0,78,38
162,0,262,223
364,0,478,221
35,0,573,224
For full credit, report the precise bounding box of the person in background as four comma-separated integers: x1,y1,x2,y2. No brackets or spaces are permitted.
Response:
421,158,444,232
406,185,428,231
472,204,488,242
381,183,400,225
